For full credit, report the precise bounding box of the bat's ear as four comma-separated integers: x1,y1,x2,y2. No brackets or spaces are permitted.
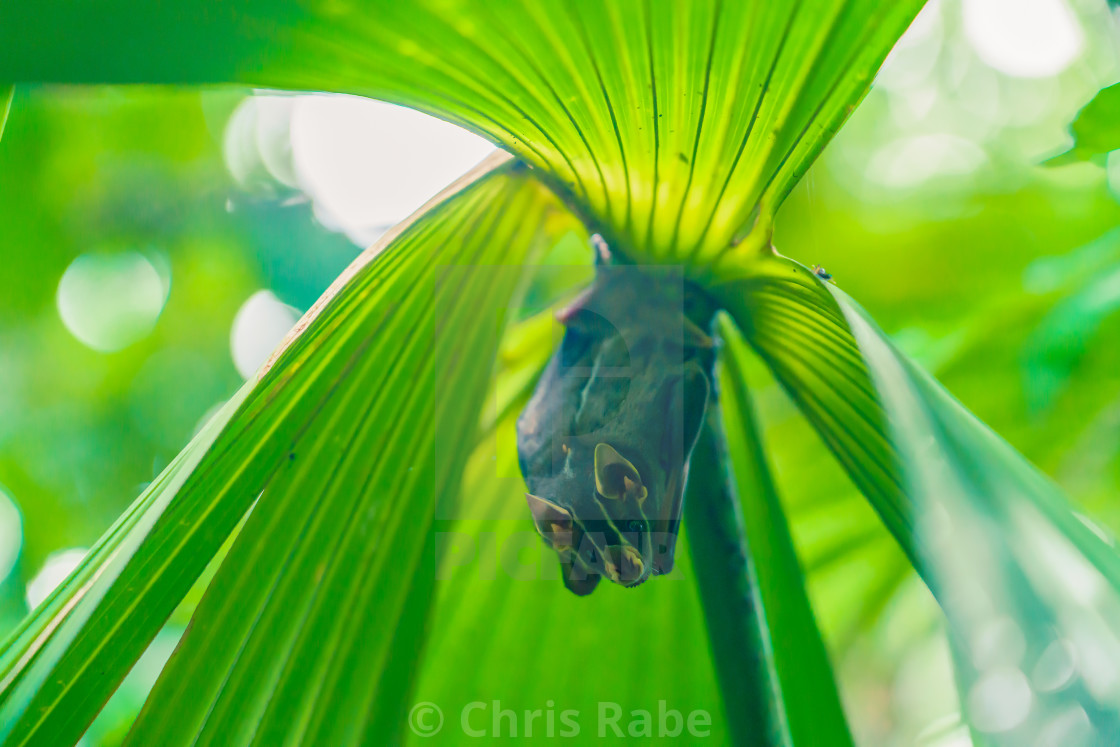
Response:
526,493,574,549
594,443,647,504
560,557,601,596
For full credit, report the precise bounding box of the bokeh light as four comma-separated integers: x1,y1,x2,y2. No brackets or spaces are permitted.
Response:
290,95,495,244
56,251,170,353
224,93,497,247
967,666,1033,733
0,484,23,583
223,95,299,195
866,133,987,190
962,0,1084,79
25,547,88,610
230,290,301,379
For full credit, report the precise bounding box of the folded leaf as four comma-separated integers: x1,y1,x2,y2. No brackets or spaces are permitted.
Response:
412,293,732,744
715,255,1120,741
0,86,11,141
0,153,582,746
1047,82,1120,165
125,159,581,747
0,0,925,266
717,318,853,746
684,405,785,746
711,259,913,564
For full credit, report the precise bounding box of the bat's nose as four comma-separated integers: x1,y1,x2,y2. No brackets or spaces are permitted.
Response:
605,544,645,585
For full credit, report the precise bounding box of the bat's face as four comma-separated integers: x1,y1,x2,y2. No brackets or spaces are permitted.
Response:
516,267,713,595
522,439,687,595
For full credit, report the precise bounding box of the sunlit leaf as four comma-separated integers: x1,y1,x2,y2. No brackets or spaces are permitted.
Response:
838,293,1120,743
0,86,11,142
1021,229,1120,412
0,1,984,743
716,255,1120,742
712,258,913,564
0,0,924,267
685,407,786,746
0,154,582,745
407,283,731,744
1047,82,1120,165
717,318,854,746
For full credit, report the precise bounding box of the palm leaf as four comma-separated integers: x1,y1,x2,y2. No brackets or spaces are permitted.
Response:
712,259,913,563
715,255,1120,740
404,326,853,746
406,293,733,744
0,0,925,267
0,153,583,745
1047,82,1120,165
0,1,944,742
0,86,11,141
684,405,786,746
413,417,730,744
716,318,853,746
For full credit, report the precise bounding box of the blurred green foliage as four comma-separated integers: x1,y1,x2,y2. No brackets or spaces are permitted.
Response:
0,0,1119,744
0,86,358,568
1050,82,1120,163
0,87,363,743
736,1,1120,740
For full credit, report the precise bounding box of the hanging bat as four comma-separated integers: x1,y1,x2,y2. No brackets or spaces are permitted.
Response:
516,256,715,595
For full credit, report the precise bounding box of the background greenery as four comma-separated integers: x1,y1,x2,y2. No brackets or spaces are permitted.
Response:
1,0,1119,744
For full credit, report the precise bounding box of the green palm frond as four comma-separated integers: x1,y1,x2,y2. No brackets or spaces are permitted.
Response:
5,0,1120,744
415,413,730,743
0,86,11,141
0,0,924,268
716,255,1120,741
1048,82,1120,165
717,319,852,746
712,259,911,559
0,154,581,745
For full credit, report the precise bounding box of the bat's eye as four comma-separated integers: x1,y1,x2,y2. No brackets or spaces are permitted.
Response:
627,520,643,534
